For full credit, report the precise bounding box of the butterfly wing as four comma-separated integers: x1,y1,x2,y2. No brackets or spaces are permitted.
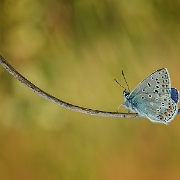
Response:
129,68,171,98
171,88,179,103
132,93,178,124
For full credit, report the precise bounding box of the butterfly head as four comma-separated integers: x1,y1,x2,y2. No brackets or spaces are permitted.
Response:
122,89,134,111
123,89,130,99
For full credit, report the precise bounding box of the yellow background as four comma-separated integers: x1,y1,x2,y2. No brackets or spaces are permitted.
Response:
0,0,180,179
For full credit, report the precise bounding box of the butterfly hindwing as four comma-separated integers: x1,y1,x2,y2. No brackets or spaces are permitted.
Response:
131,93,178,124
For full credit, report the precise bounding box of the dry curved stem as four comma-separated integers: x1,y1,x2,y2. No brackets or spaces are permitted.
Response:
0,55,179,118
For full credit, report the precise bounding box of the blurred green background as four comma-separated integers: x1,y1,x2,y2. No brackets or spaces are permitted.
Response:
1,0,180,179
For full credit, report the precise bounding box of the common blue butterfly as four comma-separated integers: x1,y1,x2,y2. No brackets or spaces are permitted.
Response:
118,68,179,124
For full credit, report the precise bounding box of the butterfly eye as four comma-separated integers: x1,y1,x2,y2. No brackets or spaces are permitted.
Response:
156,85,159,89
123,90,130,98
147,83,151,87
154,90,159,93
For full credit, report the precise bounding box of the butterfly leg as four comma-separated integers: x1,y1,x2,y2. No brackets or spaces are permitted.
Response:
116,104,122,112
117,104,130,113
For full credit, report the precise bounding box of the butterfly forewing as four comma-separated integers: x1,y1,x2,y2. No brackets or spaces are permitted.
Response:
129,68,171,98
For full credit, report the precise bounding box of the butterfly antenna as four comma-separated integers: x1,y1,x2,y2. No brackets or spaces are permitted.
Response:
114,79,126,90
122,70,130,92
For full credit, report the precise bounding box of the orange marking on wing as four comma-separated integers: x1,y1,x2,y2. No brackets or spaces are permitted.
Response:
160,116,164,120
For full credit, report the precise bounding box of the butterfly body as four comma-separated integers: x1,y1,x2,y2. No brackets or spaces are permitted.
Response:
121,68,179,124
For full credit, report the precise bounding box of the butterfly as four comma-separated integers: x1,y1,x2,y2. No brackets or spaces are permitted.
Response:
117,68,179,124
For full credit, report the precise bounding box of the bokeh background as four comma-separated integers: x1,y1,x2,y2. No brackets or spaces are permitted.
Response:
1,0,180,179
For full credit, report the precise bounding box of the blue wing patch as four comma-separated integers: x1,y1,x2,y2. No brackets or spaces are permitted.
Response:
171,88,179,103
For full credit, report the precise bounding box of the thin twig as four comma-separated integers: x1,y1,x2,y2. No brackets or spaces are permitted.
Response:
0,55,179,118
